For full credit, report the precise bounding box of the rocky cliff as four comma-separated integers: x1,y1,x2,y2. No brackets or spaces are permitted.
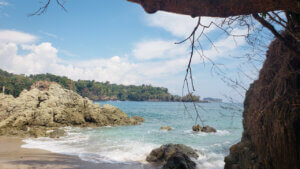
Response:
0,81,143,137
224,33,300,169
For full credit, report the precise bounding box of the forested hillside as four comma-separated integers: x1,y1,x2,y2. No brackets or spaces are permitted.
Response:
0,69,200,102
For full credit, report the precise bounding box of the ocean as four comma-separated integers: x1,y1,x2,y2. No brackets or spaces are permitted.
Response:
22,101,243,169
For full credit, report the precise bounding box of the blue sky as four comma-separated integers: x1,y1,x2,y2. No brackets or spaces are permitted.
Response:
0,0,263,101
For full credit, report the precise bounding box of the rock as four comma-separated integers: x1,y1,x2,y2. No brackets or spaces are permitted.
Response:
192,124,216,133
29,127,49,138
162,152,196,169
192,125,202,132
0,81,144,137
160,126,172,131
132,116,145,122
49,129,66,138
225,32,299,169
146,144,198,163
201,126,216,133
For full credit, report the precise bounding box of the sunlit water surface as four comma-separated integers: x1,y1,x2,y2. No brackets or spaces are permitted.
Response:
22,101,243,169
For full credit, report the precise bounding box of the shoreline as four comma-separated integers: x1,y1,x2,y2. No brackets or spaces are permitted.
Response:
0,136,156,169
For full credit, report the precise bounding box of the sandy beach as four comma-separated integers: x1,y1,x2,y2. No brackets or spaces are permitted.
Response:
0,136,156,169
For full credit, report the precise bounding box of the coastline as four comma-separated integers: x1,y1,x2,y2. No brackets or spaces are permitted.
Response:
0,136,156,169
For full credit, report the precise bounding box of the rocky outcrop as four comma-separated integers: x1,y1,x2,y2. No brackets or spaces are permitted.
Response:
146,144,198,164
162,152,196,169
225,33,300,169
160,126,172,131
192,125,202,132
132,116,145,122
192,124,216,133
0,81,144,137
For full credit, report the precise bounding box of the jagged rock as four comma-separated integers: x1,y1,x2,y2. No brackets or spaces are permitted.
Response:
49,129,66,138
192,125,202,132
146,144,198,164
162,152,196,169
160,126,172,131
0,81,143,137
192,124,216,133
132,116,145,122
201,126,216,133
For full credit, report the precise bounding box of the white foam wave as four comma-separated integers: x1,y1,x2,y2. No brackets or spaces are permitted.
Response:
196,152,225,169
22,127,158,164
21,126,229,168
184,130,230,136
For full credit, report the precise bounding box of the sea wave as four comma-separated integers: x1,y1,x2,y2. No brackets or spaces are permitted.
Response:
196,152,225,169
22,127,158,164
21,126,232,168
184,129,230,136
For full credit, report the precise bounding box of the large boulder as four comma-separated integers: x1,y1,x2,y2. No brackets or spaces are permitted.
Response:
0,81,143,137
162,152,196,169
146,144,199,163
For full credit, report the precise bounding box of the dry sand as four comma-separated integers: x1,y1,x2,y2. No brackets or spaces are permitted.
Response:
0,136,156,169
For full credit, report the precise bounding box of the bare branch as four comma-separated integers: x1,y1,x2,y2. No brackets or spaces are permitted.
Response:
29,0,67,16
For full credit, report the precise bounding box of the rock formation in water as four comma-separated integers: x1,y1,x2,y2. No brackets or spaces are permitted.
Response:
160,126,172,131
162,152,196,169
146,144,198,163
192,124,216,133
0,81,144,137
224,33,300,169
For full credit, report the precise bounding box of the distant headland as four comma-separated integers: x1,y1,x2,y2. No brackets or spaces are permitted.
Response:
0,68,220,103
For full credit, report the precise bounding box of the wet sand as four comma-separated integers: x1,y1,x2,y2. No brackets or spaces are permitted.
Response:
0,136,157,169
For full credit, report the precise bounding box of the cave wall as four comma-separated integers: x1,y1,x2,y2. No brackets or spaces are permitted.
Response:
224,33,300,169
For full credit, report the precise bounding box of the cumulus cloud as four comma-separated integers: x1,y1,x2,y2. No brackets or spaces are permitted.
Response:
0,29,247,98
0,40,140,85
201,33,247,61
0,30,183,86
0,30,37,44
0,42,58,75
0,0,8,6
133,39,188,60
146,12,221,38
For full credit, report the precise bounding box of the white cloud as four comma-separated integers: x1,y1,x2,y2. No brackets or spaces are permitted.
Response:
0,30,37,44
0,0,8,6
0,32,190,89
146,12,198,37
0,29,247,99
0,42,58,75
146,12,221,38
200,29,247,61
133,39,188,60
0,41,140,85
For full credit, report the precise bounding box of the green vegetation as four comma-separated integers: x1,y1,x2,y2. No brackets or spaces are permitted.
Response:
0,68,200,102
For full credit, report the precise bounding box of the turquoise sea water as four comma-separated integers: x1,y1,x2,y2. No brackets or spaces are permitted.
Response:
22,101,243,169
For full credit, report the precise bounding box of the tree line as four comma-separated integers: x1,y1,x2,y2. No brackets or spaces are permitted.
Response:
0,69,200,102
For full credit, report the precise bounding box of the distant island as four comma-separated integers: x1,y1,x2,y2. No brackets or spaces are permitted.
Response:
0,69,210,102
203,97,222,103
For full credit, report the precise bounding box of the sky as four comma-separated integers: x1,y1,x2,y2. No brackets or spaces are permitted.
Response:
0,0,263,102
